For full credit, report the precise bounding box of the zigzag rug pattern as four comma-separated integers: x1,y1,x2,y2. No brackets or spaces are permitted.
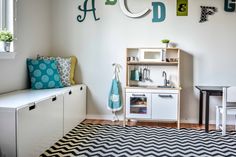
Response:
41,123,236,157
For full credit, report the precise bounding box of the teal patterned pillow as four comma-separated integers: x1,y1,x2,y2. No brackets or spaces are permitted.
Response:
37,55,72,87
27,59,64,89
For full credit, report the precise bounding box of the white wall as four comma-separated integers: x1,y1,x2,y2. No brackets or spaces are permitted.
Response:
53,0,236,123
0,0,52,94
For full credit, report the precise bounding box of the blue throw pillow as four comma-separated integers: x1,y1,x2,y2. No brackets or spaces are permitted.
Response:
27,59,64,89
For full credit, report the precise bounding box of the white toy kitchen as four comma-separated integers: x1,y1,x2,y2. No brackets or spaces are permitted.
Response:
124,47,181,128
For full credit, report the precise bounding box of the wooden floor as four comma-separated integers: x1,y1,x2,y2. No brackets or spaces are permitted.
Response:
83,119,234,131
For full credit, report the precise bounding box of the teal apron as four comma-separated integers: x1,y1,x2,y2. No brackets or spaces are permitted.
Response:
108,64,122,112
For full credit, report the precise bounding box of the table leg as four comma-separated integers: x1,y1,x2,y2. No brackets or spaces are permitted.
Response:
205,92,210,132
199,91,203,125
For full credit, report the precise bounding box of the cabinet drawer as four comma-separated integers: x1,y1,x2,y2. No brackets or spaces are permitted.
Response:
151,93,177,120
17,95,63,157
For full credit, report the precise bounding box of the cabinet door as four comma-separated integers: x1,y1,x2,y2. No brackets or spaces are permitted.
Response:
126,93,151,119
64,85,86,135
0,109,16,157
152,94,177,120
17,95,63,157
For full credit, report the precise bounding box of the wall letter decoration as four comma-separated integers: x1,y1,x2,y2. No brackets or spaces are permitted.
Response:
105,0,117,5
224,0,236,12
152,2,166,23
177,0,188,16
119,0,151,18
77,0,100,22
199,6,217,23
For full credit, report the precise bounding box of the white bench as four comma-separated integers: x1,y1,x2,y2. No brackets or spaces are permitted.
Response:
0,84,86,157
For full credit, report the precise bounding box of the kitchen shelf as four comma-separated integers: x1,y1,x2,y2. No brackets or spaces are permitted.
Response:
127,61,178,66
126,86,182,90
127,47,180,50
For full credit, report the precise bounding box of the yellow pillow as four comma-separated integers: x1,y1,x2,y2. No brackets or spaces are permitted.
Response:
70,56,77,85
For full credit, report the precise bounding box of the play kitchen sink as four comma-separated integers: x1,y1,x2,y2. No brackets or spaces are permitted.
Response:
129,69,175,89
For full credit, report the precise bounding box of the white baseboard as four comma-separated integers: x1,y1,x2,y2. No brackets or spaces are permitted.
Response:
86,115,124,121
180,119,198,124
86,115,235,125
180,119,235,125
86,115,202,124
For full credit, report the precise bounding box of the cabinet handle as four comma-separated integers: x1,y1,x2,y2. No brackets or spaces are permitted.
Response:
69,90,72,95
80,87,83,91
132,94,146,97
158,94,173,98
52,96,57,102
29,105,36,111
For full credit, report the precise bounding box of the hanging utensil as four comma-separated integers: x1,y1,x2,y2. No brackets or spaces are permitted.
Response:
146,66,153,82
139,67,143,81
143,67,147,82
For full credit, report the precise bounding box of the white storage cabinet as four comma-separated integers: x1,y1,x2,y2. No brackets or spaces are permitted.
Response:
64,85,86,134
0,84,86,157
152,93,178,120
17,95,64,157
125,88,180,127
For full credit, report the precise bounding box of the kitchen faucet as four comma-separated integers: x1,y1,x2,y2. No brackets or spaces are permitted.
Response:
162,71,169,86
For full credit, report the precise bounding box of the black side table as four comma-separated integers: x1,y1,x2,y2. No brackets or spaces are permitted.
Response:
195,86,223,132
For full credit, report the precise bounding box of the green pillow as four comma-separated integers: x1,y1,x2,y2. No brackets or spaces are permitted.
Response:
70,56,77,85
27,59,64,89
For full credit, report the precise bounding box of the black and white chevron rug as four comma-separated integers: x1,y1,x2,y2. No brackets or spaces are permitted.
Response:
41,123,236,157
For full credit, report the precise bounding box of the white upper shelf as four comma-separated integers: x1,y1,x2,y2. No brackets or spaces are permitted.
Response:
127,61,178,65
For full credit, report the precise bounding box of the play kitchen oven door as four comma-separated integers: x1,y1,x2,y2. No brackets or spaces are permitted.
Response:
126,93,151,119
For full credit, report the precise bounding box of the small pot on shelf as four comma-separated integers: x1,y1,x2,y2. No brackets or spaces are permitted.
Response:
164,43,169,48
161,39,170,48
